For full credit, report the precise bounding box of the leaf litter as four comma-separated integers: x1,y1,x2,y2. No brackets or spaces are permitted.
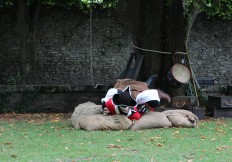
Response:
0,113,71,123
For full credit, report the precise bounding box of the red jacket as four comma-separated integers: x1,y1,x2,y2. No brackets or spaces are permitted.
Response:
104,98,153,120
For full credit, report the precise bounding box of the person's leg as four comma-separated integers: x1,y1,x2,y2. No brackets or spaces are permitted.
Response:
157,89,171,103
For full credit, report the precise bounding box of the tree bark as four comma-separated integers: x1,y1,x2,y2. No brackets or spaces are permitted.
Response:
129,0,191,97
129,0,164,82
14,0,40,84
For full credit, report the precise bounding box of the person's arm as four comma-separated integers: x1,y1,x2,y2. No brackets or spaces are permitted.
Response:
104,98,120,115
128,110,142,120
119,106,142,120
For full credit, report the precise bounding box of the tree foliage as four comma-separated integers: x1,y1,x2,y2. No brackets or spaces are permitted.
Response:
184,0,232,20
1,0,232,20
201,0,232,19
0,0,118,9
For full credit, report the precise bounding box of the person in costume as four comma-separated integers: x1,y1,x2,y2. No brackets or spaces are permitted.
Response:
101,86,171,120
101,86,140,120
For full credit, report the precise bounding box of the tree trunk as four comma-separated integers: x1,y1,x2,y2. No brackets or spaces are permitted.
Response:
129,0,164,82
14,0,40,84
129,0,189,97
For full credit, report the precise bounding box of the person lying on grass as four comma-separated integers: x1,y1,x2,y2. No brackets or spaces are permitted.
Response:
101,86,171,120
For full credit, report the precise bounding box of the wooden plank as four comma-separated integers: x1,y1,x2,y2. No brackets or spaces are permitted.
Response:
214,107,232,118
208,95,232,108
133,53,144,80
172,96,198,109
118,53,144,80
119,53,135,79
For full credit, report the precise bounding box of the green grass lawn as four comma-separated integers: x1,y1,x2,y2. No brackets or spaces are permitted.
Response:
0,114,232,162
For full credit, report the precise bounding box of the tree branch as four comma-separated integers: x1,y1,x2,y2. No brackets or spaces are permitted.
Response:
185,2,201,48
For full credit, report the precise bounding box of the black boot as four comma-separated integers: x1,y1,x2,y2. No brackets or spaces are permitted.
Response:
145,75,158,89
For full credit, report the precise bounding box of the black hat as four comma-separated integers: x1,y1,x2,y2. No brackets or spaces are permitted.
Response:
113,86,136,106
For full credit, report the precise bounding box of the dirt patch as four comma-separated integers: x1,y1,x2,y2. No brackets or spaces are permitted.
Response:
0,113,71,122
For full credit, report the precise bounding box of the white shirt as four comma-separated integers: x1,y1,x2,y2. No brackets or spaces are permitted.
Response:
136,89,160,105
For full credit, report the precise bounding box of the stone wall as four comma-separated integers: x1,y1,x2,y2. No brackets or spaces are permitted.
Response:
188,16,232,94
0,7,231,93
0,7,132,86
